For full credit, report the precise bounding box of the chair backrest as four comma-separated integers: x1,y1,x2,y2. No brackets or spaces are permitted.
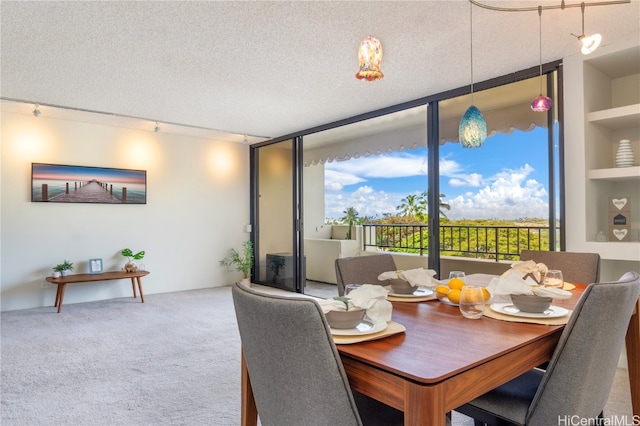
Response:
335,254,398,296
231,282,362,426
519,250,601,284
527,271,640,424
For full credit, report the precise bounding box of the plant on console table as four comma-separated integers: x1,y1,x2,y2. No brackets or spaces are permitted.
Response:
53,260,74,277
121,248,145,272
220,240,253,284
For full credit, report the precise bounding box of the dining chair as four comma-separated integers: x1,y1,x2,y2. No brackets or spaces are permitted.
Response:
231,282,403,426
519,250,601,284
454,271,640,426
335,254,398,296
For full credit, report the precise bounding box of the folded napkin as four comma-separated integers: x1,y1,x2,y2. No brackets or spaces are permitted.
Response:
507,260,548,284
489,270,536,296
378,268,438,288
488,269,572,299
318,284,392,324
532,286,572,299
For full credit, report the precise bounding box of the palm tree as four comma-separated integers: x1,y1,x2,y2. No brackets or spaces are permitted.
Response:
340,207,360,239
419,191,451,219
396,194,427,220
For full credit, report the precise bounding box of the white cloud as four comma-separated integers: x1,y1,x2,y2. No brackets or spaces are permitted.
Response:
325,186,398,220
446,165,548,219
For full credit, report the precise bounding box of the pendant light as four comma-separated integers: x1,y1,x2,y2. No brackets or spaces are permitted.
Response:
355,35,384,81
459,2,487,148
572,2,602,55
531,6,552,112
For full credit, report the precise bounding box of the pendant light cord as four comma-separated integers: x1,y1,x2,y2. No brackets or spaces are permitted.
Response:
538,5,543,94
470,1,475,102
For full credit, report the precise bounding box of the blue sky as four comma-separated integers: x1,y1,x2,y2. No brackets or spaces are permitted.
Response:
324,126,552,221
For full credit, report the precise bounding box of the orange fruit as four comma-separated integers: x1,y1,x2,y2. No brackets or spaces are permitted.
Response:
481,288,491,302
447,278,465,291
435,285,450,298
447,288,461,304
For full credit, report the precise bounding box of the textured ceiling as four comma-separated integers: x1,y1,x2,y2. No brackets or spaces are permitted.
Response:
1,1,639,143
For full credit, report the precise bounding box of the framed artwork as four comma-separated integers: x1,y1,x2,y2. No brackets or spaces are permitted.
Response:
31,163,146,204
89,258,103,274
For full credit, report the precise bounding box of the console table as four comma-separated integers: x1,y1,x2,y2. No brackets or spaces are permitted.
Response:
46,271,150,313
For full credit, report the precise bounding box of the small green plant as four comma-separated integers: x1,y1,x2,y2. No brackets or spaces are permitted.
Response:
220,241,254,279
121,248,145,262
333,296,351,311
53,263,66,272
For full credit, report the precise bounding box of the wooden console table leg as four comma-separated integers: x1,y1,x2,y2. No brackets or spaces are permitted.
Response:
136,277,145,303
56,284,67,313
131,278,137,298
54,285,61,308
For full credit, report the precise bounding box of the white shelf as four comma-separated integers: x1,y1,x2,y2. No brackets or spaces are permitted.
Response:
588,166,640,181
587,104,640,129
581,242,640,262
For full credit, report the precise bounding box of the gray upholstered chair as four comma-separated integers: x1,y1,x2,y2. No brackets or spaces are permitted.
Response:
519,250,601,284
454,271,640,426
231,282,403,426
335,254,398,296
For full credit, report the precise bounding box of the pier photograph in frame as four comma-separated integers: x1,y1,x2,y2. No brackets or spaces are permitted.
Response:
31,163,146,204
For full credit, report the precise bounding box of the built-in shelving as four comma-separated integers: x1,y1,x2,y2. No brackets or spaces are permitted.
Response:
587,104,640,129
564,39,640,277
588,166,640,181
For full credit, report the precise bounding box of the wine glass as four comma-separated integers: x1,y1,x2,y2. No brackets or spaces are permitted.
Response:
345,284,362,295
544,270,564,289
449,271,466,283
459,285,485,319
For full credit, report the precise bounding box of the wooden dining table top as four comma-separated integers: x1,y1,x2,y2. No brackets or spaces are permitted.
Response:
337,281,583,387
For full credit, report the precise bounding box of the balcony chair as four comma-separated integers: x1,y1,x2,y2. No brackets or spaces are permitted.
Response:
231,282,404,426
335,254,398,296
454,271,640,426
519,250,600,284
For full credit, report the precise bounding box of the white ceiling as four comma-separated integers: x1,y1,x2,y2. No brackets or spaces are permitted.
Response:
1,1,639,143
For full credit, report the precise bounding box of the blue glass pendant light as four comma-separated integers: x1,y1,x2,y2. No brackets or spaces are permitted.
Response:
459,2,487,148
459,105,487,148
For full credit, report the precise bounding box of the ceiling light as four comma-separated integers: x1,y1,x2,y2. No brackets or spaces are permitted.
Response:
154,122,160,133
355,35,383,81
33,104,41,117
459,2,487,148
572,2,602,55
531,6,552,112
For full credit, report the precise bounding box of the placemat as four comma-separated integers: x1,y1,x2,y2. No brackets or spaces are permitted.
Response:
333,321,406,345
483,306,571,325
387,294,436,303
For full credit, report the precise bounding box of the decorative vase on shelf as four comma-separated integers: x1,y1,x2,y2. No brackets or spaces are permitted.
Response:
615,139,634,168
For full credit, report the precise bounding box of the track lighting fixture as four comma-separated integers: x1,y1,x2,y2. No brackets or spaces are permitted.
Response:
33,104,41,117
154,122,160,133
572,2,602,55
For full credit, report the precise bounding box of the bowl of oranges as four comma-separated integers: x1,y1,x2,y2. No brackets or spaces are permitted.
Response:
435,278,490,306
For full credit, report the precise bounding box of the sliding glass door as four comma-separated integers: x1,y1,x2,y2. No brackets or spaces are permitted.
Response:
252,139,304,292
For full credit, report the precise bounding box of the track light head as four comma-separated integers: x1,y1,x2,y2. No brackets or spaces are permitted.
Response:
154,122,160,133
33,104,41,117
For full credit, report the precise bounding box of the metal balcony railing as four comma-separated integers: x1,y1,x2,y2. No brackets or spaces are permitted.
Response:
362,223,557,261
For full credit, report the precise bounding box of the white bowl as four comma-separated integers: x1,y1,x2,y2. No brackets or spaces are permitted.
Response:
325,309,365,329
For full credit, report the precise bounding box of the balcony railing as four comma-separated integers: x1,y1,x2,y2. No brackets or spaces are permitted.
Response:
362,223,557,261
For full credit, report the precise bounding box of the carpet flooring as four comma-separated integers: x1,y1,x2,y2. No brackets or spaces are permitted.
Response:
1,286,633,425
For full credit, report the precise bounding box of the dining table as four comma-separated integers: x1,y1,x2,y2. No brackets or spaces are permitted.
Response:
239,274,640,426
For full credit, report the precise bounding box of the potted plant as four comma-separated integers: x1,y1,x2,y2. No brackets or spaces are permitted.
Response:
220,240,253,284
53,260,74,277
268,255,286,284
122,248,145,272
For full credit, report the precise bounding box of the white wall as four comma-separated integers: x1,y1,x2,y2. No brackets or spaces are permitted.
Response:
1,111,250,311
